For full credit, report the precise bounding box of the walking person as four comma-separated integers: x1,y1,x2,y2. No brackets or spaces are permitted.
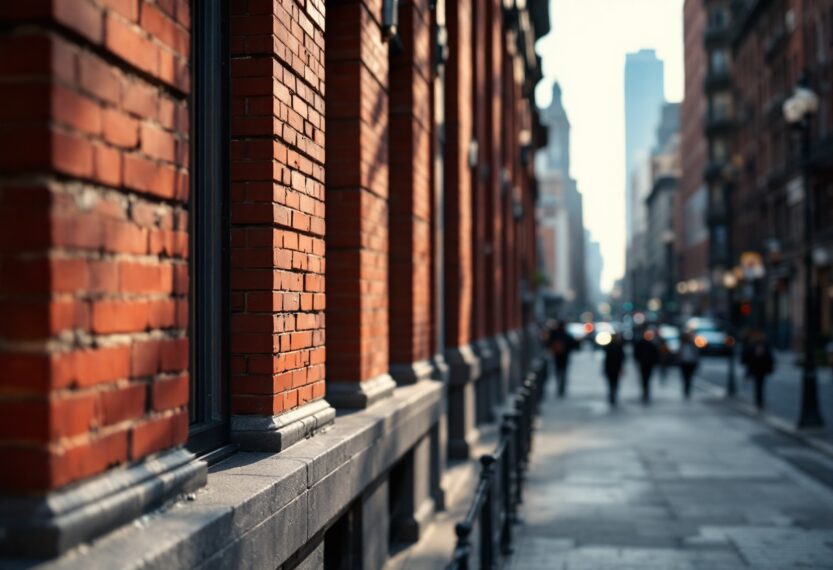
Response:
634,329,660,404
604,334,626,407
678,332,700,399
742,329,774,410
548,321,579,398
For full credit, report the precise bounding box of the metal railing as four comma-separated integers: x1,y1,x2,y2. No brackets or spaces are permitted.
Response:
448,357,547,570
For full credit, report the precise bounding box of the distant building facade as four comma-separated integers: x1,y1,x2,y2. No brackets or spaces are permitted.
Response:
537,83,587,314
678,0,711,316
624,49,666,245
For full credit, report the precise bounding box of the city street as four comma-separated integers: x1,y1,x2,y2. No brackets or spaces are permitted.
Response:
507,348,833,569
697,354,833,446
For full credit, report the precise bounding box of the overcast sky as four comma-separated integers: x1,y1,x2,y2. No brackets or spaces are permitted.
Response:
535,0,685,292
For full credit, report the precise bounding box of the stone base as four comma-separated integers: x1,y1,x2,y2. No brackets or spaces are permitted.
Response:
489,333,512,402
430,352,450,384
505,329,523,391
473,338,499,423
390,359,436,386
445,344,481,460
231,399,336,452
25,381,442,569
326,373,397,409
0,448,206,558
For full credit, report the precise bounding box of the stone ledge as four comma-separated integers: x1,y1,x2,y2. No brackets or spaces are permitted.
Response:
0,448,207,559
390,359,436,386
20,380,443,569
231,399,336,452
326,373,397,409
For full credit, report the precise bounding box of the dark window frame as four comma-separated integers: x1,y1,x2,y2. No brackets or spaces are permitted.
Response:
188,0,231,456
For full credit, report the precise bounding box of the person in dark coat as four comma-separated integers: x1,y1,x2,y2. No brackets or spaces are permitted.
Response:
742,329,774,410
677,332,700,399
604,334,626,406
548,321,579,397
633,329,660,403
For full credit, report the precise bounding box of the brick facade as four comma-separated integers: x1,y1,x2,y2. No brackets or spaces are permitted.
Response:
228,0,327,417
0,0,548,563
0,0,191,493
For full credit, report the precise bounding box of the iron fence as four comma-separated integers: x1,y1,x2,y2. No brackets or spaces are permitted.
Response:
448,357,547,570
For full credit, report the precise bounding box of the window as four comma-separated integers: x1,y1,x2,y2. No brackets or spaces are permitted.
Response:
189,0,230,455
710,49,728,74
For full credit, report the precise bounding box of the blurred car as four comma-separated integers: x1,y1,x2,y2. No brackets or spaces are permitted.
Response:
658,324,681,362
566,322,590,346
684,317,734,356
592,322,616,348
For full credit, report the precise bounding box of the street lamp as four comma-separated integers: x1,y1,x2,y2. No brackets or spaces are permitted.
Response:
783,76,824,429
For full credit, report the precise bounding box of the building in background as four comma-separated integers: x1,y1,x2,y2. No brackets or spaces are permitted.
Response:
585,231,604,310
624,49,666,246
728,0,833,348
679,0,833,348
537,82,587,315
646,104,681,315
677,0,711,317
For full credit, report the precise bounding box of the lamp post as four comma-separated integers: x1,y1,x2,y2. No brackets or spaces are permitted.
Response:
783,76,824,429
723,270,738,397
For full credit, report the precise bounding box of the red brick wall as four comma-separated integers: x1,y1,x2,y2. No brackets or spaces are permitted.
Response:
470,0,489,343
444,0,474,349
0,0,191,493
229,0,327,415
485,0,504,337
326,0,391,383
389,0,434,368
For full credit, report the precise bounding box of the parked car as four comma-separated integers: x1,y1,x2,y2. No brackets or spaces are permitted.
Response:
684,317,734,356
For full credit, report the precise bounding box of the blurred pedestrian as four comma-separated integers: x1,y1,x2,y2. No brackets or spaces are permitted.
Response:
634,329,660,403
548,320,579,398
678,332,700,399
742,329,774,410
604,334,626,406
658,336,671,384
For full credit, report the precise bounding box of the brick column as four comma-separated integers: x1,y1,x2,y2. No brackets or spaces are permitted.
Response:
0,1,204,556
443,0,480,458
469,0,502,424
228,0,334,449
483,0,511,399
388,0,435,385
325,0,396,408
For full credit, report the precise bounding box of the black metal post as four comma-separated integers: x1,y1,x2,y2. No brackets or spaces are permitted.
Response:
724,181,737,398
478,455,496,570
797,118,824,428
499,419,515,554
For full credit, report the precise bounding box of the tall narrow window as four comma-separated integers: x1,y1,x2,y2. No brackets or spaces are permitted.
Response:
189,0,230,455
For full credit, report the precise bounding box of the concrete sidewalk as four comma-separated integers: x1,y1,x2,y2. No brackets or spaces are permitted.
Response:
508,348,833,570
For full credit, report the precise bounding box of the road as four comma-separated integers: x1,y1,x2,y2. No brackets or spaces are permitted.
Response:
696,352,833,444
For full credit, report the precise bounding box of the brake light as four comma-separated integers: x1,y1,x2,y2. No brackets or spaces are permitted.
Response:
694,335,708,348
583,323,594,334
725,336,736,347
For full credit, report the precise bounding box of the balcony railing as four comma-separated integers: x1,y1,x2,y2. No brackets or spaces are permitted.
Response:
447,357,547,570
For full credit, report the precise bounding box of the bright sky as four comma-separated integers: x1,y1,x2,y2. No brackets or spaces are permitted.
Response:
535,0,685,292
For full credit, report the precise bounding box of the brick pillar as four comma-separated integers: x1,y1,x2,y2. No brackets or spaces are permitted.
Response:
325,0,396,408
483,0,511,400
0,0,204,556
469,0,501,424
388,0,435,385
444,0,480,459
228,0,334,449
